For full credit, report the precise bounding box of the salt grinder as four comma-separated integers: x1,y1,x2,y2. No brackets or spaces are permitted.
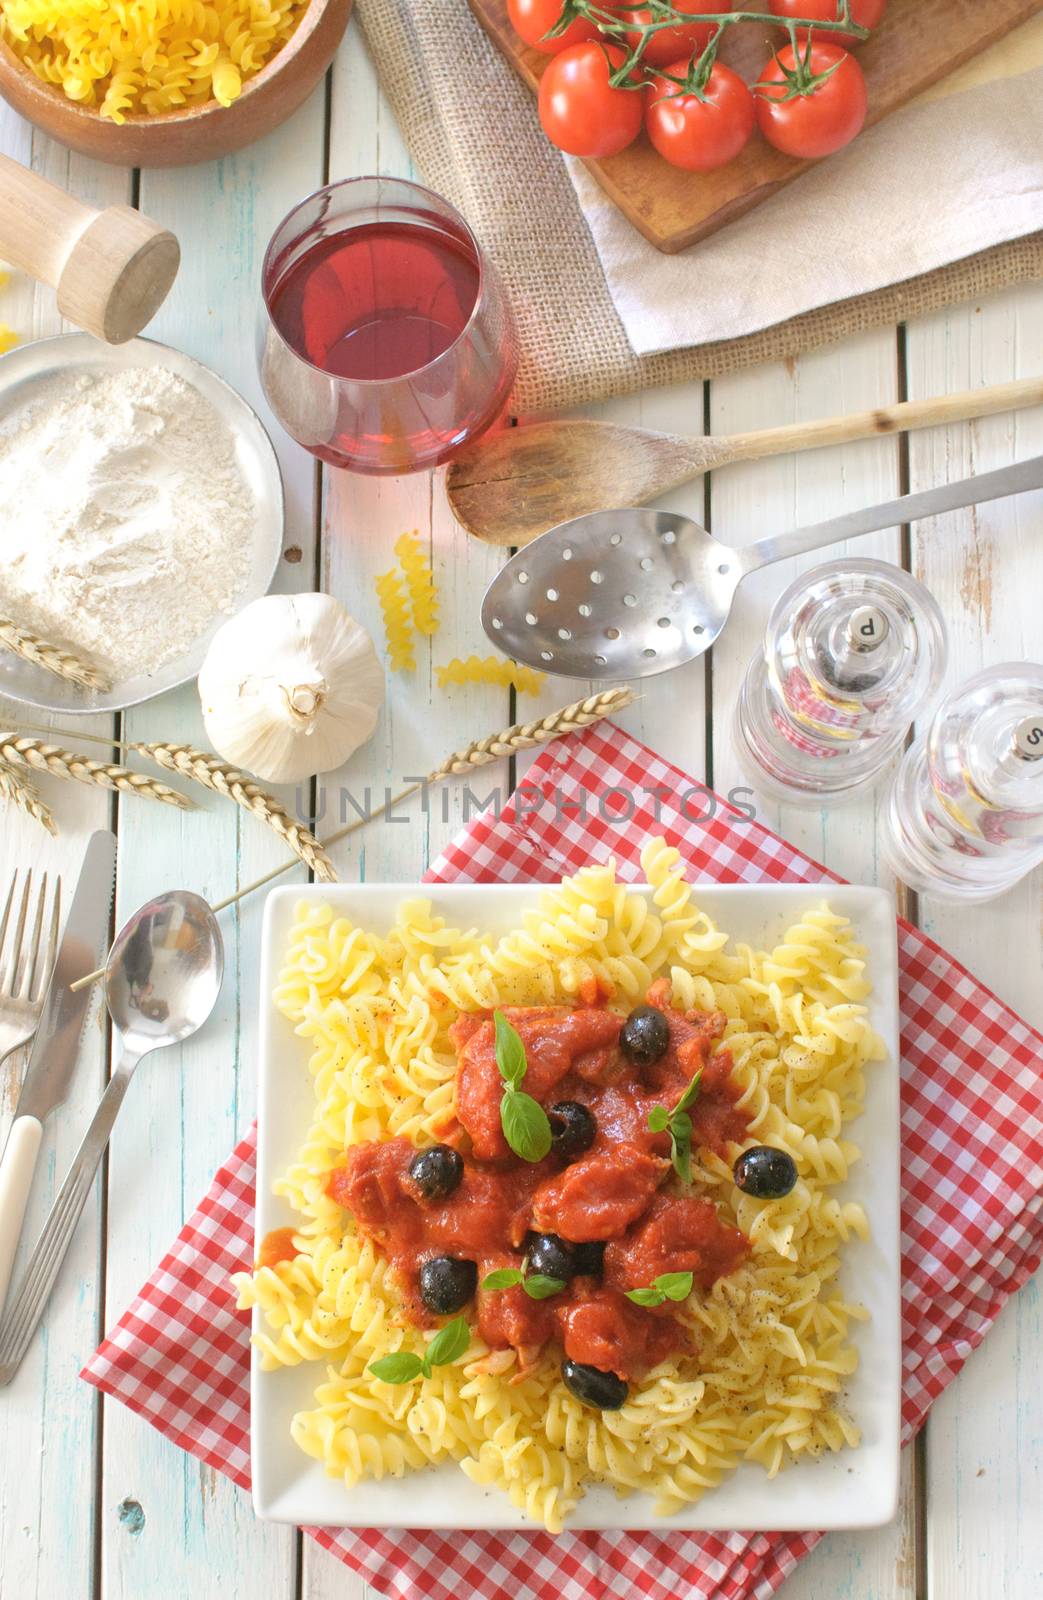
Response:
733,559,947,804
881,662,1043,902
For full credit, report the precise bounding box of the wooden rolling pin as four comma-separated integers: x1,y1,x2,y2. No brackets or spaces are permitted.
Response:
446,375,1043,547
0,153,179,343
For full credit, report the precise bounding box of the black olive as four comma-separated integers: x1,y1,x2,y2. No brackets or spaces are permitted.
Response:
733,1145,798,1199
418,1256,477,1314
571,1240,605,1278
548,1101,597,1160
561,1358,628,1410
524,1232,576,1282
409,1144,464,1201
619,1004,671,1069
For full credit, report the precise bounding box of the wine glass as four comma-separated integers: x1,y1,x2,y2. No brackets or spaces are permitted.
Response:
259,176,517,475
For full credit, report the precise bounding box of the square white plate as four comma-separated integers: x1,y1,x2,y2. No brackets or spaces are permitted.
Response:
253,881,901,1532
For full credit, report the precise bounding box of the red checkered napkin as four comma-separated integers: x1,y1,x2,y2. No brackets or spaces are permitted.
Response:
82,722,1043,1600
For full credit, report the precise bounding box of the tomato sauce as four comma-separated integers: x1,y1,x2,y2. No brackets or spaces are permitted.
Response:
326,994,751,1383
451,1005,624,1160
604,1193,748,1292
257,1225,299,1269
557,1286,682,1376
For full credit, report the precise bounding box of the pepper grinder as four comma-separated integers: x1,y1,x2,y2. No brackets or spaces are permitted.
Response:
733,558,947,804
881,662,1043,902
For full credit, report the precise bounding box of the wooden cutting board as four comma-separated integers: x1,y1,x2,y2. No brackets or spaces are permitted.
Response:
467,0,1042,253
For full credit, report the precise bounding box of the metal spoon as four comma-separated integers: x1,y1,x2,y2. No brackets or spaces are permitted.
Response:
481,453,1043,680
0,891,223,1383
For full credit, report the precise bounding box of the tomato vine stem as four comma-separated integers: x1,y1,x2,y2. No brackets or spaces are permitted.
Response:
560,0,867,88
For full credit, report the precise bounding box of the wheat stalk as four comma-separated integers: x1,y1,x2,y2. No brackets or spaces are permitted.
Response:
0,760,57,835
0,618,110,693
48,683,635,990
0,737,194,810
210,686,636,910
427,688,635,781
139,744,337,884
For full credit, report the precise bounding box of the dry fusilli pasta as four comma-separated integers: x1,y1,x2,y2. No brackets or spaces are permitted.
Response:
394,530,439,637
375,569,415,673
436,655,546,697
0,0,306,120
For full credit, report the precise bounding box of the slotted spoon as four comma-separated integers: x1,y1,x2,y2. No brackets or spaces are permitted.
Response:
482,453,1043,680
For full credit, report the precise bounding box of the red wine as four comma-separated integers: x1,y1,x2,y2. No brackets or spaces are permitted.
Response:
261,189,517,475
269,218,482,382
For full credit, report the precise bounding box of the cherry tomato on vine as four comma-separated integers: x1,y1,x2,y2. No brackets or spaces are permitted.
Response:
614,7,717,70
538,41,644,158
768,0,886,42
645,58,754,171
507,0,598,54
755,41,867,158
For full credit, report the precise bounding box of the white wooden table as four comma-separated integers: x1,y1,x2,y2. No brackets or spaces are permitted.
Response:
1,21,1041,1599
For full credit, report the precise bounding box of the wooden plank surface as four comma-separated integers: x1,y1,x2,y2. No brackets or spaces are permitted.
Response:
0,101,126,1600
95,87,329,1600
0,12,1041,1597
903,285,1043,1600
708,332,918,1600
465,0,1041,252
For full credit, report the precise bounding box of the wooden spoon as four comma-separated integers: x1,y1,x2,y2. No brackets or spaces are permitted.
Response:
446,376,1043,547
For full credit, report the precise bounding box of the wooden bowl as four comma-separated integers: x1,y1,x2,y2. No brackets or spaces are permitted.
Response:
0,0,352,166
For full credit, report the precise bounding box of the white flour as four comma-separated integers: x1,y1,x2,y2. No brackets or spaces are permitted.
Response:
0,365,255,682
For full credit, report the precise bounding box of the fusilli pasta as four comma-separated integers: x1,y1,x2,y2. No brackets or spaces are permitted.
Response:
394,530,439,637
235,845,886,1530
374,568,415,673
0,0,306,121
436,655,546,697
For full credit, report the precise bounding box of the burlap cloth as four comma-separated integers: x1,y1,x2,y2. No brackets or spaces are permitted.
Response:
353,0,1043,413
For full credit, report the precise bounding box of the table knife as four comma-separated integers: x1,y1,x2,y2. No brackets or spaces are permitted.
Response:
0,830,116,1313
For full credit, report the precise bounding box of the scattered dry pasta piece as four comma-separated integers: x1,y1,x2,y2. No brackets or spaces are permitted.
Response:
0,0,306,122
394,531,439,637
0,265,16,354
436,655,546,697
375,569,415,673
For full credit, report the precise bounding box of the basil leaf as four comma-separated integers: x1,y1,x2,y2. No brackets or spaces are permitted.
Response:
625,1286,666,1307
369,1351,424,1384
674,1068,704,1117
625,1271,694,1308
482,1268,524,1291
669,1110,693,1185
656,1271,694,1302
422,1316,471,1374
669,1133,692,1186
522,1274,566,1300
500,1089,553,1163
647,1105,670,1133
493,1010,527,1089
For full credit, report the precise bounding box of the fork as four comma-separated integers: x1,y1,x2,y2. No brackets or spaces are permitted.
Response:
0,871,61,1311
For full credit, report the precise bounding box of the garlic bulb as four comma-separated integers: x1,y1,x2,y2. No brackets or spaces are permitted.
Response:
198,593,383,783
